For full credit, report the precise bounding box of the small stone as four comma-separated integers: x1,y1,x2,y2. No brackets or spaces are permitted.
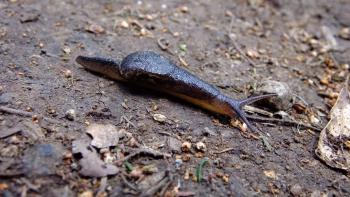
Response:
290,184,303,196
0,93,14,104
62,46,71,54
120,20,129,28
182,153,191,162
65,109,76,120
246,49,259,58
195,141,206,152
222,174,229,183
22,143,65,176
181,141,191,152
309,114,320,124
180,6,189,13
255,80,293,110
63,69,72,78
203,127,217,136
263,170,277,179
168,137,182,153
339,27,350,40
140,28,147,36
220,129,233,140
153,113,167,122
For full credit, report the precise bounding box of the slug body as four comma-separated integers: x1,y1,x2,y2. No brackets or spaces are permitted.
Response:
76,51,275,132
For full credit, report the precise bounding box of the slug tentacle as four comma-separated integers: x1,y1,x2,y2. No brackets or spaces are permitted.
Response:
238,93,277,107
229,93,277,133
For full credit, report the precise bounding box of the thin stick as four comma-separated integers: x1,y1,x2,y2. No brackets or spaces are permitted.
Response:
243,105,273,117
213,147,235,154
0,106,59,124
121,115,136,128
0,106,33,117
246,115,322,132
121,173,139,192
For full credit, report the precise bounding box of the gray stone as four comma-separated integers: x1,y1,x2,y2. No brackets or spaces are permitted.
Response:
255,80,293,110
167,137,182,153
22,143,65,176
0,93,14,104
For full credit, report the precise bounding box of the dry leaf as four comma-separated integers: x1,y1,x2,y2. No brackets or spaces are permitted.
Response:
316,76,350,171
86,124,124,149
72,139,119,177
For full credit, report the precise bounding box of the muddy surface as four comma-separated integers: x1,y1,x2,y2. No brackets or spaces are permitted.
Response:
1,0,350,196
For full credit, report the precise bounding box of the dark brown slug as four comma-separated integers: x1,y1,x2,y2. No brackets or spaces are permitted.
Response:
76,51,275,132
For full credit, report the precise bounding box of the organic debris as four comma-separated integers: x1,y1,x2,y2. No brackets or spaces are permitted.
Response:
86,123,124,149
72,139,119,177
316,77,350,171
195,158,209,182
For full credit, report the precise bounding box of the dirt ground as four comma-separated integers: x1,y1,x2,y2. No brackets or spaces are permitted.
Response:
1,0,350,196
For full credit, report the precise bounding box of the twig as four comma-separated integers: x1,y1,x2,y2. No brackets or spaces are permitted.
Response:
292,93,309,106
159,178,173,197
123,148,171,162
213,147,235,154
231,41,256,67
142,170,172,197
121,173,139,192
0,106,33,117
0,106,59,124
96,177,108,197
246,115,322,132
243,105,273,117
0,171,24,178
121,115,136,128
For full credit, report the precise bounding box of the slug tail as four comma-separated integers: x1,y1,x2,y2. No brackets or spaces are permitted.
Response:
230,93,277,132
76,55,123,81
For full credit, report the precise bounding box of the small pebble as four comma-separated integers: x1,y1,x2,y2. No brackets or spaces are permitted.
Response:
62,46,71,54
181,141,191,152
195,141,207,152
153,113,167,122
339,27,350,40
180,6,189,13
182,153,191,162
0,93,13,104
290,184,303,196
255,80,293,110
120,20,129,28
65,109,76,121
168,137,182,153
63,69,72,78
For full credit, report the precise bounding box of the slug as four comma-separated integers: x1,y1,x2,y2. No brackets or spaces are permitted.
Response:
76,51,275,132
